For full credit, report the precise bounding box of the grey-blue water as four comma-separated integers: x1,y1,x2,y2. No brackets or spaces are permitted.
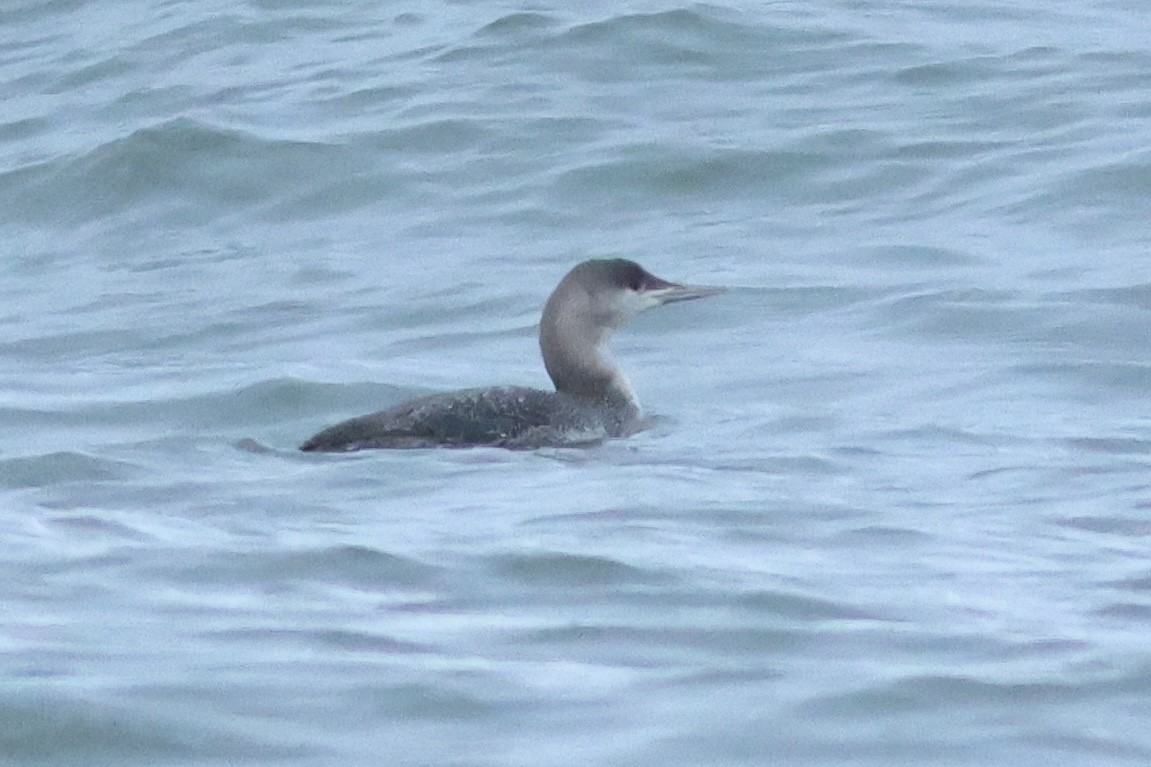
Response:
3,1,1150,764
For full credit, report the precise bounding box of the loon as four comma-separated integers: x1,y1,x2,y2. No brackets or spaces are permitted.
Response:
300,259,723,451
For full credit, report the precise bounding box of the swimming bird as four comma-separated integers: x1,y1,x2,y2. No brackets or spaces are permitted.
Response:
300,259,723,451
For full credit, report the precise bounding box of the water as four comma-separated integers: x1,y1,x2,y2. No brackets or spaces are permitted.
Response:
3,0,1151,764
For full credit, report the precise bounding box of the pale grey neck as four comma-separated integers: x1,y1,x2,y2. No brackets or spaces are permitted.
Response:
538,274,637,407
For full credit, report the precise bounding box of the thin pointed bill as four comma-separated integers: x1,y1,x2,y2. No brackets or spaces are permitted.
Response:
645,282,726,305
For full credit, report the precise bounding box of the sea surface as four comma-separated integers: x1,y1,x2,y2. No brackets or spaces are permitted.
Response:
3,0,1151,764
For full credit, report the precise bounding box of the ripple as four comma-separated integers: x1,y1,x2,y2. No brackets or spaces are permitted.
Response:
550,146,833,207
1054,515,1151,537
805,673,1079,718
152,544,441,590
0,692,318,763
487,551,670,588
211,627,431,655
0,451,136,489
0,117,369,227
516,624,801,658
344,682,497,720
1065,436,1151,455
735,588,883,621
476,12,557,38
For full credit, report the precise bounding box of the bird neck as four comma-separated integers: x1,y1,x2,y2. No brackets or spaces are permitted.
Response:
539,305,636,407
